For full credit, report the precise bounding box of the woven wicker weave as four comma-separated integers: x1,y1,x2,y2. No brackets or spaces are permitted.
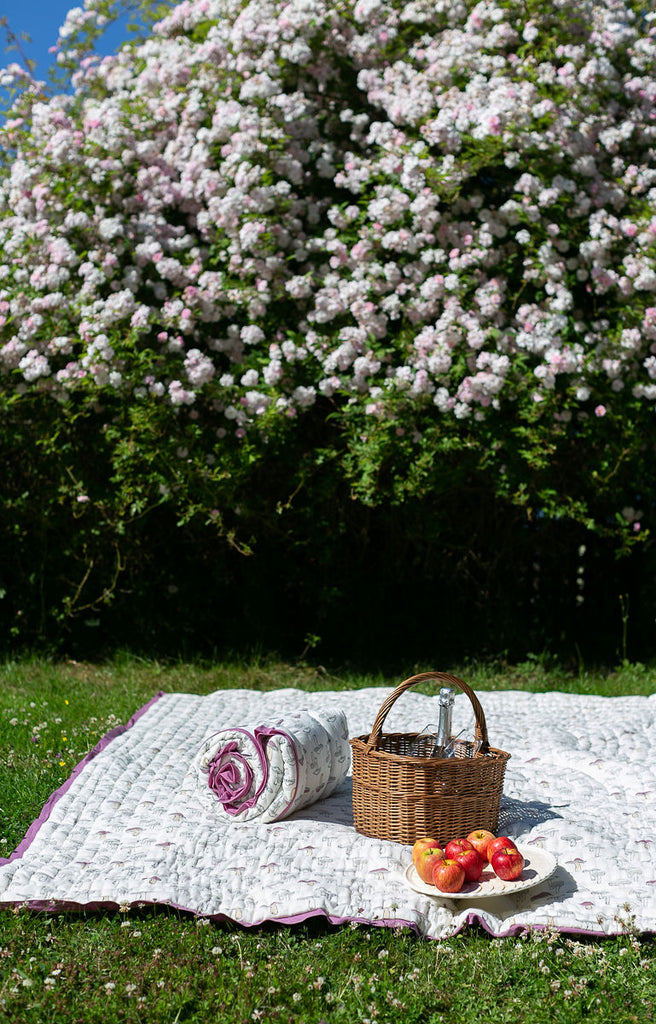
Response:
350,671,510,846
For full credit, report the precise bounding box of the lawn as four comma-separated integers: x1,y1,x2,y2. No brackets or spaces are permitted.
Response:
0,655,654,1024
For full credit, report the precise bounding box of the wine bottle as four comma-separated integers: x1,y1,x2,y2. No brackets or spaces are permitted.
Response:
433,686,455,756
413,686,455,757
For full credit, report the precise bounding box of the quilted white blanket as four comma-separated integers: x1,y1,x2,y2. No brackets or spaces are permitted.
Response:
192,708,350,822
1,686,655,940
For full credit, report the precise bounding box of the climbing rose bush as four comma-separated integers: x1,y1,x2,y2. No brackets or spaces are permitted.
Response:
1,0,655,621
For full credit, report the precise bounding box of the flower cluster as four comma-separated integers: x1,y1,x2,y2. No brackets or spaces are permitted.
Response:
1,0,655,534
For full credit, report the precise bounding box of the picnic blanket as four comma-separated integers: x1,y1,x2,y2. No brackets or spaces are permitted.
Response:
192,708,350,821
1,685,655,939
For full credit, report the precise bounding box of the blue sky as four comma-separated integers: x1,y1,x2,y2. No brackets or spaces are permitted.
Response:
1,0,140,80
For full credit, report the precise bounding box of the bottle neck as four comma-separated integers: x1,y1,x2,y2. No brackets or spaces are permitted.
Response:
435,687,454,745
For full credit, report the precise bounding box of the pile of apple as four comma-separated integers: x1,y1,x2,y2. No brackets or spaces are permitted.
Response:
412,829,525,893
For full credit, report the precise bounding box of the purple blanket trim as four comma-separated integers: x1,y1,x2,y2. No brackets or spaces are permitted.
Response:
205,725,300,818
2,891,612,940
207,742,255,811
254,726,300,821
206,728,269,815
0,690,166,868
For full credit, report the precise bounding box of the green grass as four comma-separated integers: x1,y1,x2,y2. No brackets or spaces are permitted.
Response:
1,655,655,1024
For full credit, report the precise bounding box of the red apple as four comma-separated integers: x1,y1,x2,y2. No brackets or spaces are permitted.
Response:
465,829,496,862
432,857,466,893
490,846,525,881
453,847,484,882
444,837,474,859
486,836,518,861
412,837,441,871
414,846,445,885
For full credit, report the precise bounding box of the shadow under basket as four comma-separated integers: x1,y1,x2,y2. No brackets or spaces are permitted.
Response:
350,671,511,846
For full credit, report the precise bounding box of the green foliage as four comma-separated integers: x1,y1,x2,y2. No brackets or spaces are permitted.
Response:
1,0,656,660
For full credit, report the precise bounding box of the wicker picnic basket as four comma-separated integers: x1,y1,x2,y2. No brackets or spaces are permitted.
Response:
350,671,511,846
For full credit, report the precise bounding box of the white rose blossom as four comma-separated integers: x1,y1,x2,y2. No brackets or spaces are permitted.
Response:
0,0,654,447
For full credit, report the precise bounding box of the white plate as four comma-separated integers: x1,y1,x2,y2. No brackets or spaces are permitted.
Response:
404,846,557,900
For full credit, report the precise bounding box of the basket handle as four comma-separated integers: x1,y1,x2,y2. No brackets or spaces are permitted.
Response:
363,671,490,753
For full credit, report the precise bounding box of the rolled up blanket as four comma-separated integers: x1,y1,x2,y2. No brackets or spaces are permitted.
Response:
192,708,350,822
